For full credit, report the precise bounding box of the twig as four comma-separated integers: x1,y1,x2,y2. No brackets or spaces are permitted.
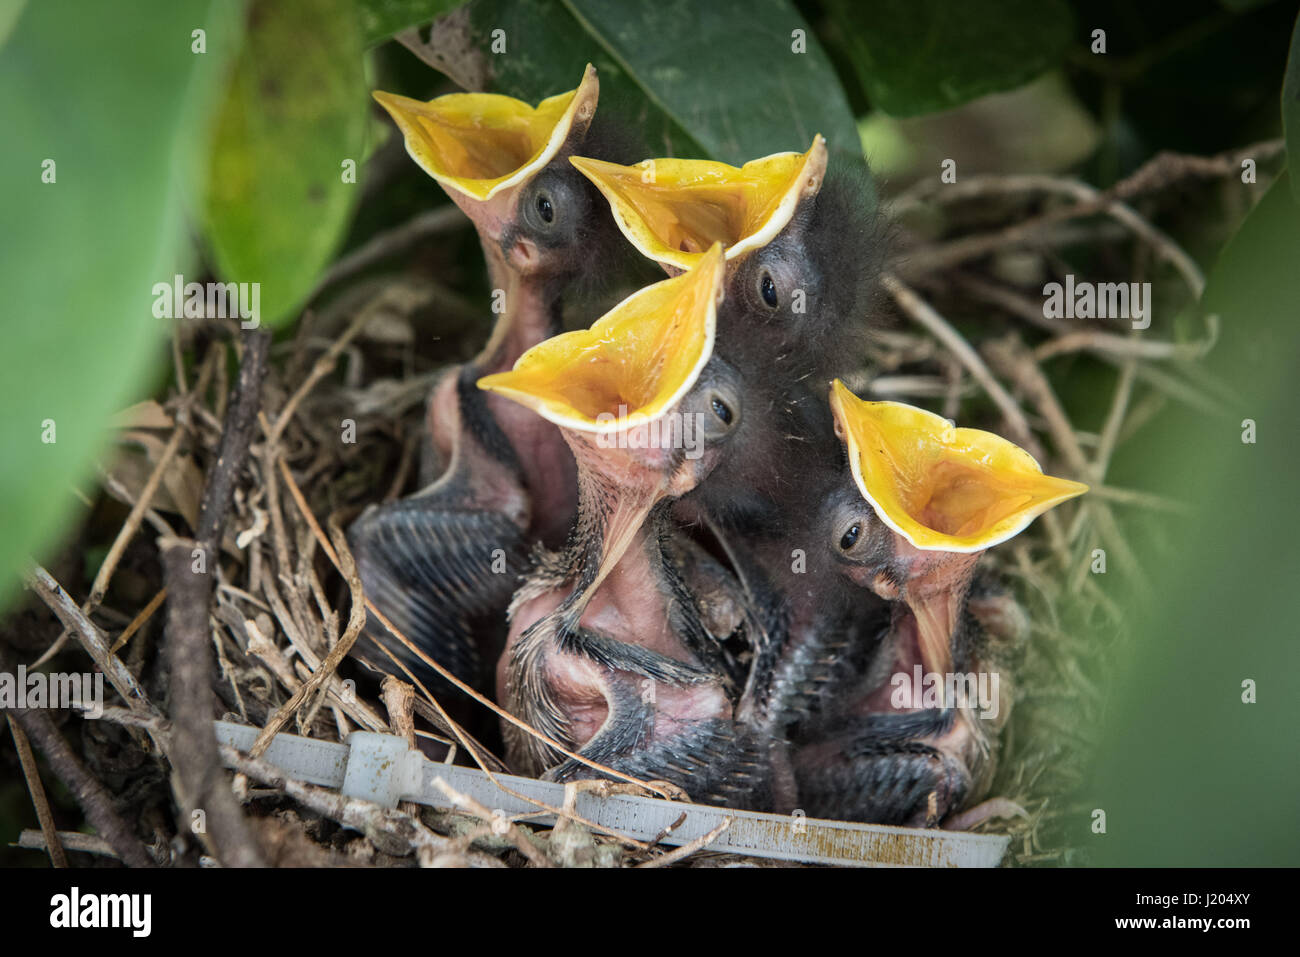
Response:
161,327,270,868
431,778,552,868
1093,354,1139,481
894,174,1206,298
881,272,1043,459
7,714,67,867
109,587,167,655
197,330,270,551
382,676,417,748
23,565,156,717
15,829,118,860
983,337,1147,591
4,706,154,867
161,540,264,867
635,817,732,868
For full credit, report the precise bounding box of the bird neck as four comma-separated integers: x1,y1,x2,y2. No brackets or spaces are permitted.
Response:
474,244,564,376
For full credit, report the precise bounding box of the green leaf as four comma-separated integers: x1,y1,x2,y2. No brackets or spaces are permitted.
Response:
203,0,367,328
464,0,863,168
1284,8,1300,204
0,0,26,48
0,0,240,613
827,0,1074,117
358,0,465,46
1091,175,1300,865
561,0,862,165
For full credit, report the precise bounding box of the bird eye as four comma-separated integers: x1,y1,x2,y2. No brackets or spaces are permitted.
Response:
839,523,860,551
711,396,733,425
536,193,554,224
760,272,778,308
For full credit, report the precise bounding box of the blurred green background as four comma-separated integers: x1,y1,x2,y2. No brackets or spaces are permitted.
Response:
0,0,1297,865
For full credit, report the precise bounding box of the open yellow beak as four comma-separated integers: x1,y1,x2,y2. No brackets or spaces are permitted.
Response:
372,64,599,202
477,243,725,431
569,137,827,272
829,380,1088,553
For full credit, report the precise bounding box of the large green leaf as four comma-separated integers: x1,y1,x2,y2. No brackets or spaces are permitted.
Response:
358,0,465,46
203,0,367,328
0,0,240,612
464,0,862,167
1284,9,1300,204
1090,176,1300,864
827,0,1074,117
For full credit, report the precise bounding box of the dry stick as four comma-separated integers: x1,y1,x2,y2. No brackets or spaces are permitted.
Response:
24,566,156,718
955,274,1222,415
109,587,167,655
7,714,67,867
91,355,219,611
882,272,1043,459
161,328,270,869
430,779,553,868
892,138,1283,216
5,707,154,867
162,542,264,867
635,817,732,869
382,676,417,747
895,175,1206,300
248,521,367,759
1093,354,1140,481
1089,484,1190,515
15,830,118,859
275,459,658,849
983,338,1147,591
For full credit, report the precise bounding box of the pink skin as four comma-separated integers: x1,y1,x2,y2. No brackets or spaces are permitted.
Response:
423,194,579,547
499,524,731,758
498,420,731,772
837,531,997,813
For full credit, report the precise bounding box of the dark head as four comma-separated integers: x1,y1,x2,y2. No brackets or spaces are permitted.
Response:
374,64,612,281
723,158,885,382
572,139,885,381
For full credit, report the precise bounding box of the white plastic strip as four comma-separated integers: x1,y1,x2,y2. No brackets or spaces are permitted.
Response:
214,721,1008,867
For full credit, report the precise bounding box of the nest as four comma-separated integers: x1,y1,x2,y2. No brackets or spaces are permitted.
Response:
2,139,1277,868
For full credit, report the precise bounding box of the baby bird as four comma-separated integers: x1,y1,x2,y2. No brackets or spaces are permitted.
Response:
571,142,889,771
479,246,769,807
790,381,1087,826
350,66,639,704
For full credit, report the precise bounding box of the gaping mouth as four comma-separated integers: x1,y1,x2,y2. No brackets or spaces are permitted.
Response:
829,380,1088,552
372,64,598,202
477,243,725,430
570,137,827,271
